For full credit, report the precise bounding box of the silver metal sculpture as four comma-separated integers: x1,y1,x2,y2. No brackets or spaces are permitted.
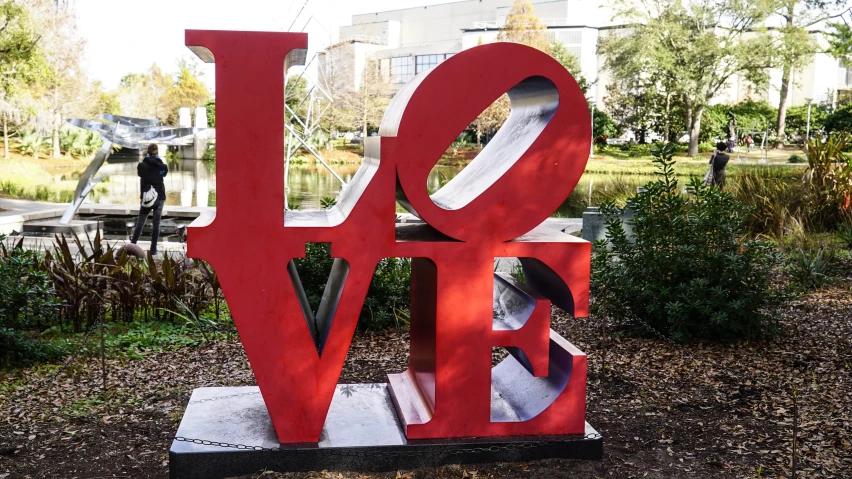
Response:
66,114,204,149
284,54,344,209
59,140,112,224
58,114,206,225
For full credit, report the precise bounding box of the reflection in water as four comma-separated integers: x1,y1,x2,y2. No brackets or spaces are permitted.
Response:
60,158,658,216
94,160,216,207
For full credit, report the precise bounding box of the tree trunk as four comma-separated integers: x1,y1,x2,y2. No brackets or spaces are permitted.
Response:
664,93,672,142
775,8,795,150
52,112,61,159
687,104,704,157
3,115,8,159
362,84,368,139
775,65,792,149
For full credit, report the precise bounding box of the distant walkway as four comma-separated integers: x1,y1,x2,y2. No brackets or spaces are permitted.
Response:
1,198,582,258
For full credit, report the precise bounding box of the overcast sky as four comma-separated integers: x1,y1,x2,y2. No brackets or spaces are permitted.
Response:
74,0,450,90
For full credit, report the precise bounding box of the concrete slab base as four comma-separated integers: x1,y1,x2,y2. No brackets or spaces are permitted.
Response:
21,219,100,236
169,385,603,479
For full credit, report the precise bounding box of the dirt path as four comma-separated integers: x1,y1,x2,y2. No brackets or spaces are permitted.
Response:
1,278,850,479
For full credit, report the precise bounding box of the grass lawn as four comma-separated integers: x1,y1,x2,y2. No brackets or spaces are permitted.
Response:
0,151,93,202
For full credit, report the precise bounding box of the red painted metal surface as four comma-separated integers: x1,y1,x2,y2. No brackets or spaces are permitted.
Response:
186,30,591,444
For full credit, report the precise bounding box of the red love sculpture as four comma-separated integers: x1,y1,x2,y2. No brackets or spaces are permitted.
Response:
186,30,591,444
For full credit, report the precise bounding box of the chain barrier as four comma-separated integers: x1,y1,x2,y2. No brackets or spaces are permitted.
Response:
187,391,260,405
1,323,99,406
173,432,603,455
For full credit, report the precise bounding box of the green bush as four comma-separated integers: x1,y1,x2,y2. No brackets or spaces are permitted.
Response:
591,143,783,342
294,243,411,331
701,101,777,142
825,104,852,133
786,104,828,139
788,154,805,163
0,239,64,367
593,109,621,138
838,219,852,249
785,248,836,291
202,145,216,161
698,141,717,153
618,142,655,158
0,327,66,368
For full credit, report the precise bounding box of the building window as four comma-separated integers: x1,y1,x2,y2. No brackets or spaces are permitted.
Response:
391,56,414,84
416,54,444,74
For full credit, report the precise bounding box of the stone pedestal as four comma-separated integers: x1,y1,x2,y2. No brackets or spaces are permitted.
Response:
169,385,603,479
22,219,100,236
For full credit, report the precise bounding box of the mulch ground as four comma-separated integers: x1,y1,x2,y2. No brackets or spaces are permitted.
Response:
1,277,850,479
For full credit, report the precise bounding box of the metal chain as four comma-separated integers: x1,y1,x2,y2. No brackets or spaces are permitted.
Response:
1,323,99,406
173,432,603,455
187,391,261,405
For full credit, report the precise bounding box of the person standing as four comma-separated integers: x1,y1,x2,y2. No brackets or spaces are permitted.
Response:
710,141,730,189
130,144,168,256
726,137,735,153
745,134,754,153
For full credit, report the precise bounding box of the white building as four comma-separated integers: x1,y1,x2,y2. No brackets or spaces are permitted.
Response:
322,0,852,113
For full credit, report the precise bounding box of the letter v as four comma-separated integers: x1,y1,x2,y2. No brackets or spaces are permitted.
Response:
214,252,375,443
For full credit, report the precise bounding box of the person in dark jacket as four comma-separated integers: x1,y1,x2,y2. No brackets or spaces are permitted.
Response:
130,144,168,255
711,141,730,189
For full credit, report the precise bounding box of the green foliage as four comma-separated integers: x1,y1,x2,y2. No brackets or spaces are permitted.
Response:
599,0,775,155
804,133,852,225
788,154,805,163
0,1,51,100
0,327,66,368
320,196,337,209
729,170,812,237
701,101,776,142
201,145,216,161
0,239,64,367
824,104,852,134
838,219,852,249
593,109,621,138
59,127,102,158
205,99,215,127
550,39,588,93
362,257,411,330
164,60,210,125
294,243,411,331
786,104,829,138
93,90,121,116
785,248,836,291
591,143,783,342
828,21,852,62
18,130,47,159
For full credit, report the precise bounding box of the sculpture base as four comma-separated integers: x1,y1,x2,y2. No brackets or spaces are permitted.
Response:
169,385,602,479
22,219,100,236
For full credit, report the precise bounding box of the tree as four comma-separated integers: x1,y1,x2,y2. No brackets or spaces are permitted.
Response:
0,1,49,159
497,0,551,52
205,99,215,127
164,60,210,125
828,20,852,60
29,0,89,159
600,0,775,156
771,1,848,148
90,82,120,116
348,61,391,138
824,104,852,133
550,39,588,93
604,79,668,143
469,0,589,147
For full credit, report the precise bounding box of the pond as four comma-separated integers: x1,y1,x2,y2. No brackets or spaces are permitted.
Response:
82,159,657,218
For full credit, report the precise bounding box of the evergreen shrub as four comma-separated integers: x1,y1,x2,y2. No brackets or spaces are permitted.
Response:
591,143,784,342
